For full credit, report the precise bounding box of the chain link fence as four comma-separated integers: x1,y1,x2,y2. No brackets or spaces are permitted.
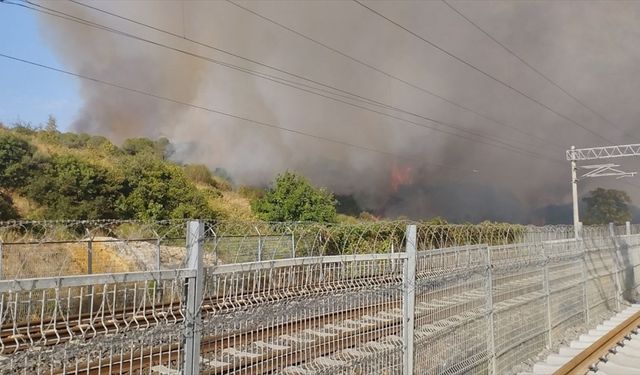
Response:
0,220,637,374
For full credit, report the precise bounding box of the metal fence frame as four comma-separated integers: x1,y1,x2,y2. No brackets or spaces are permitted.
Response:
0,220,637,374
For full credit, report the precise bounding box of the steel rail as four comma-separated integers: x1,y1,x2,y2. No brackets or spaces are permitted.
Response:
55,300,402,374
0,276,401,354
553,310,640,374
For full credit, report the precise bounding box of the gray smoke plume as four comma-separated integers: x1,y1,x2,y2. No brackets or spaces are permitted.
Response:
36,0,640,223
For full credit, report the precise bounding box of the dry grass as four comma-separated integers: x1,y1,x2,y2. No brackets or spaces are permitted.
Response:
207,191,257,221
3,242,138,279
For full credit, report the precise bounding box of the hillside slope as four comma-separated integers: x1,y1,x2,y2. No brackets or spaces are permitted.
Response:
0,122,257,221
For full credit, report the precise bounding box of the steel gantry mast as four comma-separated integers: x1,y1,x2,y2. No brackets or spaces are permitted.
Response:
567,144,640,238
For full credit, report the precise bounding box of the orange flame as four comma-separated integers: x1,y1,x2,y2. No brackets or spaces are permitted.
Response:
390,163,413,192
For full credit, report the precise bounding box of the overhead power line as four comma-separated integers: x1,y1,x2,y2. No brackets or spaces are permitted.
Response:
6,0,562,162
225,0,565,152
352,0,617,145
441,0,638,144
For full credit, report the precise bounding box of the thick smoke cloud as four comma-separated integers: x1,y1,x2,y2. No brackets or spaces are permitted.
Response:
36,1,640,223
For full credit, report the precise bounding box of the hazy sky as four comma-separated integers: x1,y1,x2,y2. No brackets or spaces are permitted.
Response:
0,4,79,128
2,0,640,223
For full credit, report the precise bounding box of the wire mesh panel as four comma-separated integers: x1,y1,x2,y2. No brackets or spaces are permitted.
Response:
0,221,189,279
544,239,586,349
615,234,640,303
412,245,490,375
583,236,619,323
0,220,638,374
198,254,406,374
490,243,547,375
208,235,294,264
0,270,192,374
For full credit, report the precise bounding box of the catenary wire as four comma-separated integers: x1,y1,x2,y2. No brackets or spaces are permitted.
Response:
441,0,639,144
352,0,617,145
0,52,487,172
7,0,563,161
225,0,566,152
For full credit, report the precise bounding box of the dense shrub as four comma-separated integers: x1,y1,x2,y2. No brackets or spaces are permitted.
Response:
0,132,35,189
22,155,122,219
252,171,337,222
117,157,214,220
121,137,174,160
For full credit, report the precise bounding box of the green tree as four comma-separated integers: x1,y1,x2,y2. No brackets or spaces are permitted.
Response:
121,137,174,160
118,157,214,220
582,188,632,225
0,132,35,189
252,171,337,222
22,155,123,219
121,137,155,156
44,115,58,132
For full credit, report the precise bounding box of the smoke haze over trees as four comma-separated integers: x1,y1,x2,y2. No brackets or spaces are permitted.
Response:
20,1,640,223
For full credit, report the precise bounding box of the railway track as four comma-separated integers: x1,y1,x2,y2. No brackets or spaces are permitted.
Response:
521,304,640,375
0,272,404,354
52,271,546,374
2,264,567,374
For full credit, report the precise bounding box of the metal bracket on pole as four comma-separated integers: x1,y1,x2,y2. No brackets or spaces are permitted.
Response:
580,164,636,179
183,220,204,375
402,225,416,375
567,144,639,240
571,146,581,240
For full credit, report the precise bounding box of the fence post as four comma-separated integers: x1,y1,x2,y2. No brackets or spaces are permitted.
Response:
87,237,93,275
484,245,497,375
0,240,3,280
255,226,262,262
402,225,416,375
609,223,622,310
626,221,631,236
156,237,161,271
580,238,590,325
542,244,553,349
183,220,204,375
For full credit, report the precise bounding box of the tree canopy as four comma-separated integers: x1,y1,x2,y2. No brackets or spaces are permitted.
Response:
0,133,34,189
582,188,632,225
22,155,122,220
117,157,214,220
252,171,337,222
0,126,219,221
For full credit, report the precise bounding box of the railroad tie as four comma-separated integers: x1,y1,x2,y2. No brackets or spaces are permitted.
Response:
323,323,358,332
199,357,229,368
253,340,290,351
303,329,337,338
279,334,315,344
150,365,180,375
222,347,263,359
313,357,348,367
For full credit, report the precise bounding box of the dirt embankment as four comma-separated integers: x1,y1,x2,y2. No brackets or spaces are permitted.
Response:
3,237,216,279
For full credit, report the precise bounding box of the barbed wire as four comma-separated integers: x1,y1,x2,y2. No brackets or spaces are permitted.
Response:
0,219,622,279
